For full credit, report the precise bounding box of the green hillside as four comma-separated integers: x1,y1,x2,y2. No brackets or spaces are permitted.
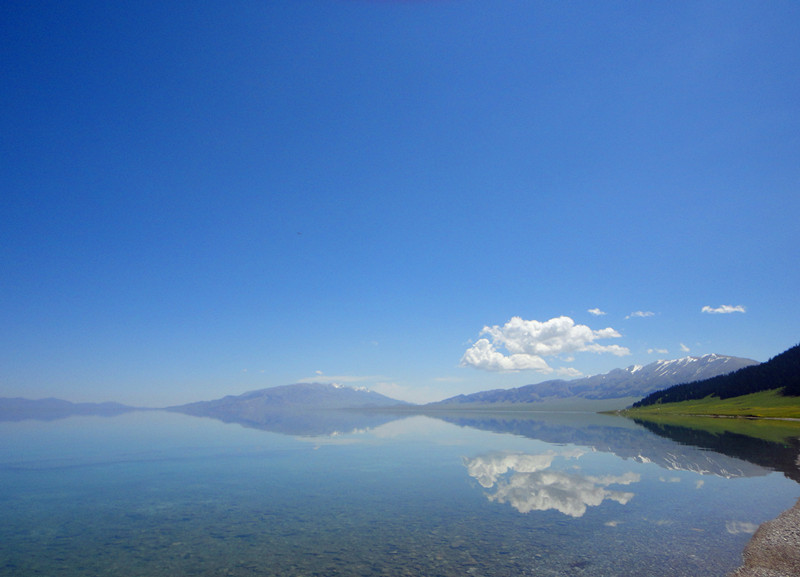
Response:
631,343,800,409
623,388,800,420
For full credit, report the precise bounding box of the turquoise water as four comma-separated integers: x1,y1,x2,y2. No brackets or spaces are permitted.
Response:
1,411,798,576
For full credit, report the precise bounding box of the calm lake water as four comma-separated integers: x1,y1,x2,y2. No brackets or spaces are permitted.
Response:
1,409,799,577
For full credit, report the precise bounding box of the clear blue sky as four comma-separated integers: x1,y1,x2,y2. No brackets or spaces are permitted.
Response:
2,1,799,406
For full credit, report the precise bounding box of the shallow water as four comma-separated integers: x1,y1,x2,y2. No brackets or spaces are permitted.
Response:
1,410,798,576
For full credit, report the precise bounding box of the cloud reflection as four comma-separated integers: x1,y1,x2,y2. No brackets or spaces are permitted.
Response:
464,451,640,517
726,520,759,535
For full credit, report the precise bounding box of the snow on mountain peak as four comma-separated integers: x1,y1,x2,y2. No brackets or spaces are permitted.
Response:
329,383,372,393
433,352,758,405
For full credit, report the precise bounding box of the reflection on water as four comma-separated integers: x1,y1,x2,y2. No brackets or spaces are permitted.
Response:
169,407,404,437
1,409,799,577
726,520,760,535
430,411,783,480
464,450,639,517
631,417,800,483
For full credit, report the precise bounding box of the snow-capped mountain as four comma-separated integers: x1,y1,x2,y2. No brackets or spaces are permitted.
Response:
167,382,409,435
170,382,407,415
431,354,758,405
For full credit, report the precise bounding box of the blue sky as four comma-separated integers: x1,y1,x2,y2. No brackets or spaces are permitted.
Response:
2,1,799,406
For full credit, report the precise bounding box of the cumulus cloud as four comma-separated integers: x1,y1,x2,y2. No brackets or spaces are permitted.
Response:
588,308,606,316
702,305,746,314
460,338,551,372
460,316,630,373
463,451,639,517
626,311,655,319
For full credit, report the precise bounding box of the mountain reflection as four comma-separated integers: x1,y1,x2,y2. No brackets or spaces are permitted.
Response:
167,407,406,437
430,411,776,480
464,450,639,517
631,418,800,484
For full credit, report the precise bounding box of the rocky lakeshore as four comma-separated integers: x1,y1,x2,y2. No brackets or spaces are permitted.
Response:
730,497,800,577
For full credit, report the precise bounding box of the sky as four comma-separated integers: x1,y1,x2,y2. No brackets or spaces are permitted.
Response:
2,1,799,406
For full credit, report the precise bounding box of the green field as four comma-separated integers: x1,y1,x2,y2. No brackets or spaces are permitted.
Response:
620,388,800,419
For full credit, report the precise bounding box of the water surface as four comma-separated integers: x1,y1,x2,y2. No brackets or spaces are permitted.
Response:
1,410,798,576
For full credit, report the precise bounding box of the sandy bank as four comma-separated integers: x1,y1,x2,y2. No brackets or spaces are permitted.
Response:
730,497,800,577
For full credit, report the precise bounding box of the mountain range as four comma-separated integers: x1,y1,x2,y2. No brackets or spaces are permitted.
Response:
0,397,136,421
430,354,757,406
169,382,406,413
0,353,762,422
633,344,800,407
164,382,408,434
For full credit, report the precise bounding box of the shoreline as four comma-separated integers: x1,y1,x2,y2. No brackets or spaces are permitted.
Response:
730,497,800,577
616,410,800,422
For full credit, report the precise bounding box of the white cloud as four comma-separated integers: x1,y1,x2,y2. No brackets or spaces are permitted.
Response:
460,316,630,373
460,338,552,372
556,367,583,378
680,343,691,353
626,311,655,319
702,304,746,314
588,308,606,316
298,374,383,384
648,348,669,355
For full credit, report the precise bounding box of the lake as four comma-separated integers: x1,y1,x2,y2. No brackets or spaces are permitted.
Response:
1,409,799,576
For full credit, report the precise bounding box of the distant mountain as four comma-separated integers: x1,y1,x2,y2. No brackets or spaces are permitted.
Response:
0,397,137,421
169,382,408,420
166,382,409,436
632,344,800,408
430,354,758,406
170,404,405,437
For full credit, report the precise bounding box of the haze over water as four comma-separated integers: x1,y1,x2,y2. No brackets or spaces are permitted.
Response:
2,410,798,576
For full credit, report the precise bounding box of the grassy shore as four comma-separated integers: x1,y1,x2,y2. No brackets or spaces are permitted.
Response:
618,389,800,420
